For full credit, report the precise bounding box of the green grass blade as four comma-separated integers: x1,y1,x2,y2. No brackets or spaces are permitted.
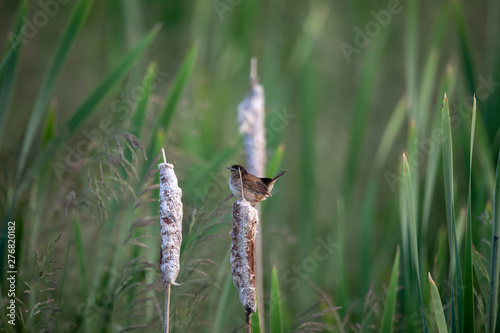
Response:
183,143,240,197
212,252,234,332
421,110,442,238
373,96,407,172
442,93,464,332
0,0,27,73
73,219,88,300
422,64,455,246
416,6,448,138
59,215,87,307
463,96,476,332
251,306,261,333
267,143,285,177
402,154,422,285
441,92,456,271
407,120,419,241
0,47,14,74
362,96,405,283
475,113,496,199
429,273,448,333
379,247,400,333
487,147,500,332
24,25,160,183
0,0,27,149
130,61,157,138
360,177,377,294
399,158,413,322
16,0,94,181
336,198,347,318
297,61,318,280
42,104,56,148
343,34,387,200
405,0,418,122
497,307,500,333
270,267,284,333
403,153,428,331
146,43,198,160
62,25,160,136
451,0,475,94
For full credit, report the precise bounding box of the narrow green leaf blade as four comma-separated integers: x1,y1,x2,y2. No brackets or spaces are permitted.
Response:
403,154,421,284
147,43,198,160
463,96,476,332
0,0,27,73
62,25,160,135
270,267,284,333
405,0,418,121
184,143,240,195
42,104,56,148
267,143,285,177
16,0,94,180
442,93,464,332
0,0,27,149
403,153,428,331
416,7,448,137
429,273,448,333
487,147,500,332
212,250,234,333
380,247,400,333
441,92,456,267
24,25,160,183
130,61,158,138
251,306,261,333
373,96,407,173
343,35,387,199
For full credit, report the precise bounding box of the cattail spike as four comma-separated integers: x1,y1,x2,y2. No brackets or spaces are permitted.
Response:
158,158,183,287
238,58,266,177
230,199,259,315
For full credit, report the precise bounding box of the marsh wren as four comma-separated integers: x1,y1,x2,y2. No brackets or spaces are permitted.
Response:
227,165,287,205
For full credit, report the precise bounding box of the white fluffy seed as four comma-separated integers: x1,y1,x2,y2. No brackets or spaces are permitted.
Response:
158,161,183,287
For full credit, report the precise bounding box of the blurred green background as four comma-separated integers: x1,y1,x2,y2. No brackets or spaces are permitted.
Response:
1,0,500,332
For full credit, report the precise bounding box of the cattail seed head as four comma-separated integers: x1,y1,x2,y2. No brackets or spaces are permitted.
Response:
230,199,259,315
238,57,266,177
158,160,183,287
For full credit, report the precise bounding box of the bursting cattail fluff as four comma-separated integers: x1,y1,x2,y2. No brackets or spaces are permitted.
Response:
230,199,259,315
158,160,183,287
238,57,266,177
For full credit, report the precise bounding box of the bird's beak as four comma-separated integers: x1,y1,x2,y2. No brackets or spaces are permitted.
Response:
226,167,231,170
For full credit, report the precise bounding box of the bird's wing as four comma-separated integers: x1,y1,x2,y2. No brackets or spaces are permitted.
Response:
243,176,271,195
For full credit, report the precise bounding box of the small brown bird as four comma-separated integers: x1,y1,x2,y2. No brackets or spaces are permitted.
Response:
227,165,287,205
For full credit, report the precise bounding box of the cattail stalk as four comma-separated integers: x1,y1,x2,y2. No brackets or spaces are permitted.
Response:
158,148,183,333
238,57,266,330
231,198,259,332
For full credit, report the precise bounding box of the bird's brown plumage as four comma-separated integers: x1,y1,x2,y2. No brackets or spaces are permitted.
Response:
227,165,286,205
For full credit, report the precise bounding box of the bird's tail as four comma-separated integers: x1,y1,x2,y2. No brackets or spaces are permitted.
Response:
272,170,287,181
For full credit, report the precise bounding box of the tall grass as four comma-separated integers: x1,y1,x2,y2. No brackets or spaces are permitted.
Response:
1,0,499,332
